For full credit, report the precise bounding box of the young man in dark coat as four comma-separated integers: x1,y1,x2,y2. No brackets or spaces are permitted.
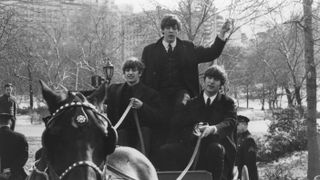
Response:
0,83,17,130
106,58,162,157
141,14,232,164
235,115,259,180
0,113,28,180
158,65,237,180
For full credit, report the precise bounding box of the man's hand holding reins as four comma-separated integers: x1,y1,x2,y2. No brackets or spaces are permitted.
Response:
199,125,217,138
130,98,143,109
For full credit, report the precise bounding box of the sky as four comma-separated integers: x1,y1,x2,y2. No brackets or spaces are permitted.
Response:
114,0,303,38
114,0,228,13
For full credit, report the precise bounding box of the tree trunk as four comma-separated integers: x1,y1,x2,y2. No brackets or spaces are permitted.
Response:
234,86,239,107
284,87,293,107
294,85,302,106
261,83,265,110
27,63,34,109
246,84,249,108
303,0,320,179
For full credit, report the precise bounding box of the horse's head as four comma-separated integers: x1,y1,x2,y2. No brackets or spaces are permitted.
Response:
39,80,117,180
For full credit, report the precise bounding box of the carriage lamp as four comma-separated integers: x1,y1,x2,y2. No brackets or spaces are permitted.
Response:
103,57,114,84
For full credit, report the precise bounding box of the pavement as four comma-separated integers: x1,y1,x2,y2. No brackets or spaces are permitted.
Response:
15,115,45,137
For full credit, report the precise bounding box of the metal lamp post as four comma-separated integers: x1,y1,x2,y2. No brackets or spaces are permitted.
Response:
103,57,114,84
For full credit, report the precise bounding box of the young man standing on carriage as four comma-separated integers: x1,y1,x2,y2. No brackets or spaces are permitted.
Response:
158,65,237,180
0,113,28,180
235,115,259,180
105,58,162,157
0,83,17,131
141,14,232,165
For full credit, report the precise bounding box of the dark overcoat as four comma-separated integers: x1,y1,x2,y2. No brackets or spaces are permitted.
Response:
106,82,162,128
0,95,17,130
0,126,28,179
141,37,226,97
171,92,237,178
236,130,259,180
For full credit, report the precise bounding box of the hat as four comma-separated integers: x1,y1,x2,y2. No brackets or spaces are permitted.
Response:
237,115,250,123
4,83,13,88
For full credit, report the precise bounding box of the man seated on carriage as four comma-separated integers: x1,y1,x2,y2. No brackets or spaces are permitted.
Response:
105,57,163,157
157,65,237,180
0,113,28,180
235,115,258,180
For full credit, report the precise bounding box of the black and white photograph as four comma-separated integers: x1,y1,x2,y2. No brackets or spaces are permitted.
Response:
0,0,318,179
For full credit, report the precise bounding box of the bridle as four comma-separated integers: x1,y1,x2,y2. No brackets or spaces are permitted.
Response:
38,96,113,180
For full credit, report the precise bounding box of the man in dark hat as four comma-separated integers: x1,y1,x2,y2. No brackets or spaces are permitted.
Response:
0,83,17,130
0,113,28,180
235,115,258,180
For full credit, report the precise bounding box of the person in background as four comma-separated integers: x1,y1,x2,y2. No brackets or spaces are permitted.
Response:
158,65,237,180
0,113,28,180
105,57,162,157
235,115,259,180
0,83,17,131
141,14,233,165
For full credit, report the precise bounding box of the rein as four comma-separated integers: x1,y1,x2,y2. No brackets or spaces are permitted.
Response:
114,100,133,129
113,100,146,155
176,135,203,180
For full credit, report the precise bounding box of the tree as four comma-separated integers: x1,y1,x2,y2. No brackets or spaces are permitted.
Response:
303,0,320,179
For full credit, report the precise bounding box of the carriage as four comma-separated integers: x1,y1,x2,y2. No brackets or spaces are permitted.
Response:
14,79,250,180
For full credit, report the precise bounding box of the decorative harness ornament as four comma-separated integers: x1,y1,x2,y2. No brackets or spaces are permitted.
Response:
76,115,87,124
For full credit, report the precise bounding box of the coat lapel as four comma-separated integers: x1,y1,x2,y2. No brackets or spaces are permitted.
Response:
211,92,222,108
153,38,165,74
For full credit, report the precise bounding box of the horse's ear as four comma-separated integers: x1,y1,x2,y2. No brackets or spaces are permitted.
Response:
87,82,108,111
40,80,66,114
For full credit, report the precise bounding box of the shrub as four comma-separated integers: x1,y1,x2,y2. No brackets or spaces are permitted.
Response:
263,164,300,180
257,107,307,162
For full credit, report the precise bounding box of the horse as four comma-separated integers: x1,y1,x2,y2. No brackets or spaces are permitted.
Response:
27,80,158,180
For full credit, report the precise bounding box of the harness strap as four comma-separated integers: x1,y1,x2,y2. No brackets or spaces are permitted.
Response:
176,135,203,180
59,161,103,179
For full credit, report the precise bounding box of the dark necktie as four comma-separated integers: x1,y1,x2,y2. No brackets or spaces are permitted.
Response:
168,43,173,54
206,98,211,107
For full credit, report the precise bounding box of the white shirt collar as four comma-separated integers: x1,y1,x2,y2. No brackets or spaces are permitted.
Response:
203,92,217,105
162,39,177,52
